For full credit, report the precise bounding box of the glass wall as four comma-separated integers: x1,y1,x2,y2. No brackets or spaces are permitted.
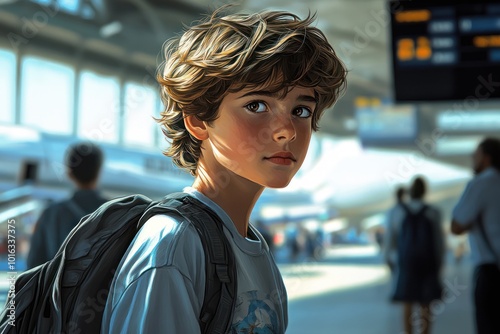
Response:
1,46,162,149
77,70,120,143
123,82,158,148
0,49,16,123
20,56,74,135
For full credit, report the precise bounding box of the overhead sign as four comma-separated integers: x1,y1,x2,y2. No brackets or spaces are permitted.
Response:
356,98,418,145
390,1,500,101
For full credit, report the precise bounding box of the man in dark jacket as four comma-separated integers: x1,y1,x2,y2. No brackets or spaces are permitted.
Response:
27,141,107,269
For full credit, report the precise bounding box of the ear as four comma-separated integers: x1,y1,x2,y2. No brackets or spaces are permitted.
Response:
184,113,209,140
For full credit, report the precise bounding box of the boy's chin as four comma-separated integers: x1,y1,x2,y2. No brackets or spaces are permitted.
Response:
263,179,293,189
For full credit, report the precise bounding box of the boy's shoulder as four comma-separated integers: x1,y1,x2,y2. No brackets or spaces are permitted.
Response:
114,212,206,286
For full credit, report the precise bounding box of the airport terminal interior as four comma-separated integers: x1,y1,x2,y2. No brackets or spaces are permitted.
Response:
1,0,500,333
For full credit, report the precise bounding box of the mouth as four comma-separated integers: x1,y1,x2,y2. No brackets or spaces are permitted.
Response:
264,152,297,165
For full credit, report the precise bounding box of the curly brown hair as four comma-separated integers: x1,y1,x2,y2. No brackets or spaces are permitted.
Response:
157,9,347,176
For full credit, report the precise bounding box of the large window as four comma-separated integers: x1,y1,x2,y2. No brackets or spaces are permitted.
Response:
32,0,101,19
58,0,79,13
0,49,15,124
31,0,51,5
78,70,120,143
21,56,74,134
123,82,158,147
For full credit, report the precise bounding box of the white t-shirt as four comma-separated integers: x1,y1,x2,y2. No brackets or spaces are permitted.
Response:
452,167,500,267
102,187,288,333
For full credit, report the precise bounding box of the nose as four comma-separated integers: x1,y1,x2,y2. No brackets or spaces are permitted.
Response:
272,114,296,143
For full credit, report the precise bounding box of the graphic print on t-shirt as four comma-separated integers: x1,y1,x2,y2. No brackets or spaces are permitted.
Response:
231,290,280,333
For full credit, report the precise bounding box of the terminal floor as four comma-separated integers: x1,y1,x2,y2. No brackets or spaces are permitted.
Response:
279,245,474,334
0,245,475,333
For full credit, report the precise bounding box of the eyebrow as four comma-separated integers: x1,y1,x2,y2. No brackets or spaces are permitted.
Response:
237,90,318,104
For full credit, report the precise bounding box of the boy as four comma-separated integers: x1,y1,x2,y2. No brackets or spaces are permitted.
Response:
102,8,347,333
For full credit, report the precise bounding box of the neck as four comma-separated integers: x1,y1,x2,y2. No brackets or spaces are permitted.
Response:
192,171,264,238
475,164,490,175
76,182,97,190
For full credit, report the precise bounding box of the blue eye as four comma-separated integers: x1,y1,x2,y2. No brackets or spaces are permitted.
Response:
294,107,313,118
245,101,267,113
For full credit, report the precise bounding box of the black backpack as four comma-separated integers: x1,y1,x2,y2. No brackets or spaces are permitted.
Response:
0,193,237,334
397,204,438,273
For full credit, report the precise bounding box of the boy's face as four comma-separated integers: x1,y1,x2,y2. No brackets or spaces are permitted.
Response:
200,85,317,188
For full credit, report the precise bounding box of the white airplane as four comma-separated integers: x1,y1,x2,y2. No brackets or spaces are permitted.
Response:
273,133,472,231
0,124,313,224
0,124,471,231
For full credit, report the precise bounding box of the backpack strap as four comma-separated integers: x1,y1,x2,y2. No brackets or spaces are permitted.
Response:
58,199,87,250
400,203,428,218
416,204,428,216
143,193,237,334
400,203,410,215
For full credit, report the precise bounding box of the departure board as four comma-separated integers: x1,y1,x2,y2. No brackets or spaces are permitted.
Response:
390,0,500,101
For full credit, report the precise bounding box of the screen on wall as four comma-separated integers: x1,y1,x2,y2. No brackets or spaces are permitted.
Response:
390,0,500,102
355,101,418,146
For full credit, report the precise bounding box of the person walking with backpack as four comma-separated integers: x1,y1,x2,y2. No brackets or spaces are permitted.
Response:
100,8,347,334
451,137,500,334
386,177,445,334
384,186,407,274
26,141,107,269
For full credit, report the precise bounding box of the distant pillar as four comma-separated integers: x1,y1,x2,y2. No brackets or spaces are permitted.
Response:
14,48,22,125
72,46,84,137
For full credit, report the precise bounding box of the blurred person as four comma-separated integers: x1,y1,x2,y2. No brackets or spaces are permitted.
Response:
305,228,316,260
383,186,407,272
27,142,107,269
314,229,325,259
385,177,445,334
101,7,347,333
287,224,305,262
304,228,324,261
374,226,384,252
254,219,275,255
451,137,500,334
